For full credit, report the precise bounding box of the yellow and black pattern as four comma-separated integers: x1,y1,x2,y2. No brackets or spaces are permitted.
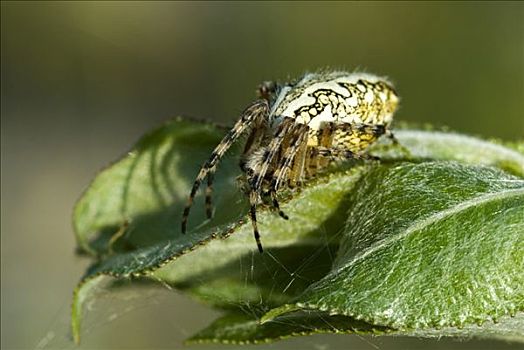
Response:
182,71,400,252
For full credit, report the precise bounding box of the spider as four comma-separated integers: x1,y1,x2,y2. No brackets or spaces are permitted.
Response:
181,70,400,253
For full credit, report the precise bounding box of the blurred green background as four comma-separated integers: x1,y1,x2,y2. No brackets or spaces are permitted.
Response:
1,2,523,349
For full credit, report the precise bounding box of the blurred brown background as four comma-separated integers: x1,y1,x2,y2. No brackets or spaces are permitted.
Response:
1,2,523,349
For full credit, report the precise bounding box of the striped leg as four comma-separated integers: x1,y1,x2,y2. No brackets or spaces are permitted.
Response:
322,122,387,161
249,191,263,253
336,122,387,146
288,135,308,187
247,118,294,253
332,122,410,159
264,124,308,222
206,117,267,218
269,189,289,220
259,187,289,220
270,124,309,193
251,118,294,191
317,147,380,161
181,99,269,234
308,122,336,176
336,122,387,139
205,173,214,219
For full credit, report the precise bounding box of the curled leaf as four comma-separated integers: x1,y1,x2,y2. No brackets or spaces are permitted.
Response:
71,117,524,344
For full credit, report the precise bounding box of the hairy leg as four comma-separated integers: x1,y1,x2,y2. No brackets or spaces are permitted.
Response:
247,118,295,252
250,118,295,191
204,173,214,218
269,189,289,220
181,99,269,234
337,122,387,140
289,136,308,187
254,123,309,221
317,146,380,161
308,122,336,176
270,123,309,193
305,121,385,175
338,122,410,157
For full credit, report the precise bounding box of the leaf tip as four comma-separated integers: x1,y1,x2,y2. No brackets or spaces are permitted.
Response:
70,275,105,345
71,287,82,345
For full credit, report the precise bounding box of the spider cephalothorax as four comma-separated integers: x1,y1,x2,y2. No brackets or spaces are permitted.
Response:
182,71,400,252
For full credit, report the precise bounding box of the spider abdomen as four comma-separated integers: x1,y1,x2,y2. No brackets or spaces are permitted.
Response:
272,72,398,129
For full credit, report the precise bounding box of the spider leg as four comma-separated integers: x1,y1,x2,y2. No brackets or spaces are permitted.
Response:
335,123,388,144
336,122,410,158
339,122,387,138
204,172,214,219
202,112,268,212
181,99,269,234
247,117,295,252
259,120,300,220
249,191,263,253
260,183,290,220
326,122,387,160
271,123,309,192
269,189,289,220
288,128,309,187
251,118,294,191
261,123,308,221
317,146,380,161
308,122,336,176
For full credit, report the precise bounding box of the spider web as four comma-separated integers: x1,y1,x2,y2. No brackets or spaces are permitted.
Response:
33,214,385,349
33,197,508,349
36,141,384,349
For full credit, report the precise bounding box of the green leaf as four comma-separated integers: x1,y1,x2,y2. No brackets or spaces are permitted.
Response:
71,117,524,344
263,162,524,330
73,117,244,255
188,311,524,345
186,311,390,345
